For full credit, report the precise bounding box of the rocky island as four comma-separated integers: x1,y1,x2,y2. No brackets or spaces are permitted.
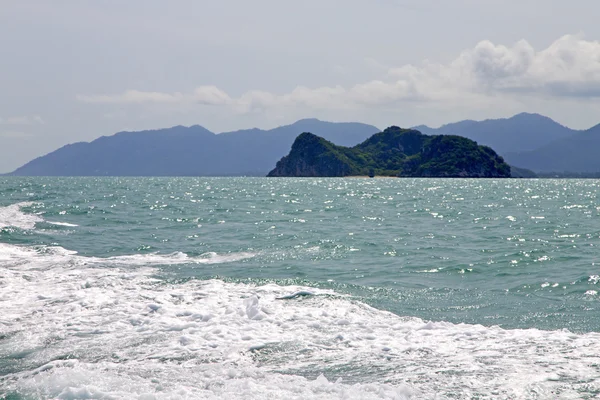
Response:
267,126,512,178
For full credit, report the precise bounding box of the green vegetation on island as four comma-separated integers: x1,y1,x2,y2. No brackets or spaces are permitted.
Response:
267,126,512,178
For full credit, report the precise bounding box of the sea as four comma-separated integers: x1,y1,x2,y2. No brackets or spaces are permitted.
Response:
1,177,600,399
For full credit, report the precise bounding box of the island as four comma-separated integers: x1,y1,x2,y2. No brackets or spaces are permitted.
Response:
267,126,512,178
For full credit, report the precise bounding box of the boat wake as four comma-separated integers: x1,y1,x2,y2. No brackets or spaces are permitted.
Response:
1,241,600,399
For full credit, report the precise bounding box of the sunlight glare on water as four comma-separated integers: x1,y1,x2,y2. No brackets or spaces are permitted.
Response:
1,177,600,398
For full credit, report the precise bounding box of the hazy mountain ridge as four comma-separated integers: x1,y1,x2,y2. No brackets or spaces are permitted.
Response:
10,120,380,176
8,113,600,176
413,113,579,154
504,123,600,173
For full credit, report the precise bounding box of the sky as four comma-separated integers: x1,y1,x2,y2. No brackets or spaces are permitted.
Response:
2,0,600,172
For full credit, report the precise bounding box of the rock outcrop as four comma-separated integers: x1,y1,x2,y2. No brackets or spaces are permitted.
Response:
268,127,511,178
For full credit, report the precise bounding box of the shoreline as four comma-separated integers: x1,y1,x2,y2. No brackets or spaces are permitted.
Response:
346,175,396,178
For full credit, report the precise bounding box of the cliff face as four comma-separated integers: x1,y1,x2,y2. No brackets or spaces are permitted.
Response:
267,127,511,178
267,133,353,177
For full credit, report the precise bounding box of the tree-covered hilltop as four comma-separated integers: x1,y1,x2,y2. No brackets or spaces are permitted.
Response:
267,126,512,177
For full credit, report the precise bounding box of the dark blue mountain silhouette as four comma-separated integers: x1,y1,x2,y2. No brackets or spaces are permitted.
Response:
413,113,577,154
10,119,379,176
504,123,600,173
10,113,600,176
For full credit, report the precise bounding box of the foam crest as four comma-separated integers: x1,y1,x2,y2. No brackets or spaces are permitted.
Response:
0,242,254,270
98,250,256,266
0,202,43,230
47,221,79,227
1,244,600,399
10,360,416,400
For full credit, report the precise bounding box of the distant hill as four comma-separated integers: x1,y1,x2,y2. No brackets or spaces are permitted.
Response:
11,113,600,176
267,127,511,178
10,119,379,176
413,113,577,155
504,123,600,173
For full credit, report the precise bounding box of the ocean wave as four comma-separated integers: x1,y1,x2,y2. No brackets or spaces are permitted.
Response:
46,221,79,227
1,241,600,398
0,202,43,230
0,243,255,270
0,201,81,232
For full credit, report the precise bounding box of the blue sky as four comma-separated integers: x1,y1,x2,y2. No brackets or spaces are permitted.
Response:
2,0,600,172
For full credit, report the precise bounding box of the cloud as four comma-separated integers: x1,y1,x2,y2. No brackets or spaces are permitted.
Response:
453,34,600,96
457,39,536,83
77,86,232,106
0,115,45,125
0,131,34,138
77,34,600,113
192,86,231,105
77,90,184,104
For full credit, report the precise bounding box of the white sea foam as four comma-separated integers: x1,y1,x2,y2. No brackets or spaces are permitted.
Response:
1,242,600,399
0,202,79,230
96,250,256,266
0,201,43,230
0,242,254,270
47,221,79,227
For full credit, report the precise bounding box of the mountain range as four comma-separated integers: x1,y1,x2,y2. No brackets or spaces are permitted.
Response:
10,119,379,176
412,112,577,155
503,123,600,173
415,113,600,174
7,113,600,176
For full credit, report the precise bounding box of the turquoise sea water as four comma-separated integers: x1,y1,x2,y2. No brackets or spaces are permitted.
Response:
1,177,600,399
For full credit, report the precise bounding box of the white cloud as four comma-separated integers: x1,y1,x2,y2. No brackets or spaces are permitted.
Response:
192,86,232,105
0,131,34,138
77,34,600,113
443,33,600,97
77,86,233,106
0,115,45,125
77,90,184,104
458,39,536,84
